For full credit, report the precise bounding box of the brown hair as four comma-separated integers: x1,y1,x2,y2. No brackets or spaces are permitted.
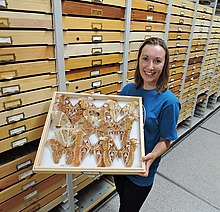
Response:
134,37,169,93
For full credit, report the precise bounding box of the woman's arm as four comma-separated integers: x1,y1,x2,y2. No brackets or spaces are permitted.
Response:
138,138,171,177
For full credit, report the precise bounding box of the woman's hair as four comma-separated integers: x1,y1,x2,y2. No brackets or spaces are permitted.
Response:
134,37,169,93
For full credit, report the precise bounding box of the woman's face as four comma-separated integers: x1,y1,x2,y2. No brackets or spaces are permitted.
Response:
139,44,166,90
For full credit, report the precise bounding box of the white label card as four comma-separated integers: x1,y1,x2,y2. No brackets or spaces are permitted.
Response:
0,37,11,44
17,159,32,170
24,190,38,201
9,125,26,136
19,170,33,180
7,113,24,123
0,0,6,7
22,181,36,191
2,85,20,95
11,137,28,148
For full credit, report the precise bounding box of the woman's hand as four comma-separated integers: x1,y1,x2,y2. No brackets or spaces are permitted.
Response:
138,152,156,177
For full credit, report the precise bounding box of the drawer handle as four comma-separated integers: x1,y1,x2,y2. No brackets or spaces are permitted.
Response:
0,36,12,45
180,11,185,16
92,47,102,55
202,15,205,19
19,169,33,180
6,112,25,123
1,85,20,95
0,18,9,27
176,42,181,47
92,80,102,88
199,28,203,32
24,190,38,201
179,19,184,24
181,3,186,8
0,53,16,63
9,125,26,136
91,23,103,30
174,50,179,54
92,35,103,42
91,8,103,17
0,0,7,8
146,15,153,21
144,35,151,39
90,70,100,77
3,99,22,109
92,59,102,66
22,181,36,191
145,26,152,31
178,27,183,32
17,159,32,171
201,22,204,26
203,8,207,12
0,69,17,79
173,57,178,62
11,137,28,148
92,0,103,3
147,5,154,11
176,35,181,39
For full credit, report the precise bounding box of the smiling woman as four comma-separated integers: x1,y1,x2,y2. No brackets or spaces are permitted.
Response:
114,37,180,212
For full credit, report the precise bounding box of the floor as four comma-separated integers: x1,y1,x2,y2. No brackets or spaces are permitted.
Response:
96,107,220,212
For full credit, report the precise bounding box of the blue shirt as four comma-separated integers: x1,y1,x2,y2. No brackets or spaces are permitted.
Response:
120,83,180,186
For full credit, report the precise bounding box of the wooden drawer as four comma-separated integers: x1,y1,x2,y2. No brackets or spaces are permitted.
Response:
211,27,220,34
0,173,52,203
0,87,57,112
171,6,194,17
191,44,205,52
196,93,208,103
195,19,211,27
0,60,55,80
185,73,200,82
0,100,50,127
0,11,52,29
127,69,135,79
205,58,216,66
182,88,197,99
168,32,190,40
79,0,125,7
0,0,51,13
0,126,43,153
65,53,122,70
0,174,65,212
206,54,217,61
64,42,123,57
197,4,213,14
186,68,201,77
130,31,164,41
129,51,138,60
62,1,124,19
170,54,186,63
169,23,191,33
0,30,53,46
169,60,185,69
168,40,189,48
182,84,198,93
64,31,123,44
172,0,195,10
170,15,193,25
188,56,203,65
192,32,208,40
132,0,167,13
191,39,206,46
196,11,212,20
206,49,218,56
194,26,209,33
62,16,124,30
168,73,183,82
0,151,36,179
66,64,120,81
0,113,47,140
0,46,54,64
184,78,199,88
128,60,137,70
85,82,121,95
130,21,165,31
0,74,56,96
187,63,202,71
66,73,121,92
212,21,220,28
168,82,182,93
189,51,204,59
131,9,166,22
209,34,220,40
170,67,184,75
130,41,142,52
169,47,187,56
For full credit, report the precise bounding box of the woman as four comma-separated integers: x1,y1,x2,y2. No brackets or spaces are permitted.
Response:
114,37,180,211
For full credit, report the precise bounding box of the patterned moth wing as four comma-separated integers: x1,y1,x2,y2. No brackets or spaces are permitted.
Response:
52,110,72,128
91,139,105,167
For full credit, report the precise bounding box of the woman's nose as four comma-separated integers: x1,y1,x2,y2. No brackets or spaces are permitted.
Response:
147,61,154,69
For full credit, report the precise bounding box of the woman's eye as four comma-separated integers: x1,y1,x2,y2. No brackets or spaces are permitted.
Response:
142,57,148,61
155,60,162,64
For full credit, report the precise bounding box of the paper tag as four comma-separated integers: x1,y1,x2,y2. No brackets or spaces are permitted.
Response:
11,137,28,148
0,0,6,7
9,125,26,136
17,159,32,170
22,181,36,191
90,70,100,77
7,113,24,123
92,35,103,42
24,190,38,201
92,48,102,54
19,170,34,180
92,81,101,87
2,85,20,95
0,37,12,44
146,15,153,21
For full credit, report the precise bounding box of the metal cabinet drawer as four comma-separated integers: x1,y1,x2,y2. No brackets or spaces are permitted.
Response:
0,46,54,64
184,78,199,88
0,0,51,12
0,60,55,80
79,0,125,7
62,16,124,30
0,11,52,29
132,0,167,13
185,73,200,83
65,53,122,70
171,6,194,17
0,30,53,46
127,69,135,80
0,74,56,96
130,21,165,31
64,31,123,44
131,9,166,22
170,15,193,25
129,41,142,51
64,42,123,57
66,64,120,81
168,32,190,40
130,32,164,41
62,1,124,19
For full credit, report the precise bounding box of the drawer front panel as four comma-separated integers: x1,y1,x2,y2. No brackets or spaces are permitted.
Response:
197,4,213,14
132,0,167,13
79,0,125,7
170,67,184,75
0,0,51,12
129,52,138,60
169,73,183,82
131,9,166,22
192,32,208,40
62,1,124,19
66,73,121,92
64,31,123,44
170,15,193,25
0,11,52,29
194,26,209,33
130,21,165,31
191,39,206,46
196,12,212,20
188,56,203,65
129,41,142,51
168,40,189,48
0,30,53,46
130,32,164,41
191,44,205,51
172,0,195,9
168,32,190,40
0,60,56,80
128,60,137,70
66,64,120,81
169,60,185,69
0,114,47,140
169,47,188,55
1,127,43,153
64,42,123,57
170,54,186,62
171,6,194,17
195,19,211,27
127,69,135,79
0,46,54,63
189,51,204,58
169,23,191,32
0,100,50,127
0,87,57,112
62,16,124,30
0,74,57,96
65,53,122,70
